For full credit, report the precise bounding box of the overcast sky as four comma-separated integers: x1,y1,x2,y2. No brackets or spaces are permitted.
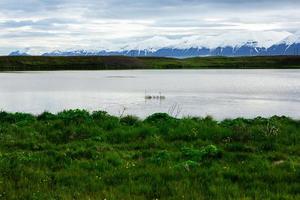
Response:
0,0,299,54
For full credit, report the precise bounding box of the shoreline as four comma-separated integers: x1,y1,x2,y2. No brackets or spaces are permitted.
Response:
0,109,299,121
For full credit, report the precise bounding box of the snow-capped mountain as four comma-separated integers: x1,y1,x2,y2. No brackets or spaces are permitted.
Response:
121,36,176,52
42,50,101,56
9,50,30,56
268,32,300,55
9,31,300,57
279,31,300,45
174,31,291,49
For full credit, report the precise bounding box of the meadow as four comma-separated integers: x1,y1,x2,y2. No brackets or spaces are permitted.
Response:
0,110,299,199
1,56,300,71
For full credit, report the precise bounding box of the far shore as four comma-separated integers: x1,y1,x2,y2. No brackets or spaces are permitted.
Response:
1,55,300,71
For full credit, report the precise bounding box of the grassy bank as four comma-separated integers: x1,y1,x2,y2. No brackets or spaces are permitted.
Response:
0,110,299,199
1,56,300,71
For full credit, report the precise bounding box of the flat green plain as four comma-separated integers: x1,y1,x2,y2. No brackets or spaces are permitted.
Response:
1,56,300,71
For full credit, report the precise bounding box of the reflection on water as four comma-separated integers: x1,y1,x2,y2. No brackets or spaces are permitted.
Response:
0,69,300,119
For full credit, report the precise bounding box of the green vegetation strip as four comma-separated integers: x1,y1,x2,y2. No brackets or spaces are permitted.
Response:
1,56,300,71
0,110,299,199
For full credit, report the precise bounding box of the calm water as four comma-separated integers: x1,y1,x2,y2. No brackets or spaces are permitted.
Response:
0,70,300,119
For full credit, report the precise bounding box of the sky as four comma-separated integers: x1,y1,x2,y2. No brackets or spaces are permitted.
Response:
0,0,300,54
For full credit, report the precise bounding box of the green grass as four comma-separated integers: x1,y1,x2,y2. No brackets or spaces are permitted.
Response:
1,56,300,71
0,110,299,199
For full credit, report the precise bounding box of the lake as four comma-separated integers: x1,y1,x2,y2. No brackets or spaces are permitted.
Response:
0,69,300,119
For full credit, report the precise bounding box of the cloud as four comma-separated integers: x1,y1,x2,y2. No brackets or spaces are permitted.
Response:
0,0,299,54
0,18,77,30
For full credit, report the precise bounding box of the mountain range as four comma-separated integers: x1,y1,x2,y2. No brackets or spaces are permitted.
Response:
9,31,300,57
